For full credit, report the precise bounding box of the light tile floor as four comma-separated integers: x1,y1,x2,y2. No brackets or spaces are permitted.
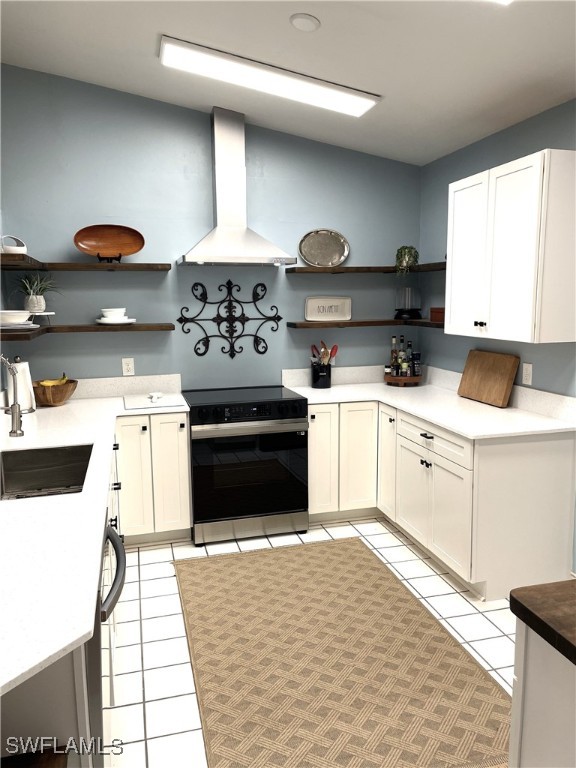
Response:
102,516,516,767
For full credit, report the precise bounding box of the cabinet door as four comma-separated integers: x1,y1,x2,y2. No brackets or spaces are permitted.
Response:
150,413,191,533
396,436,429,544
308,403,339,516
429,454,472,581
339,402,378,511
486,152,544,342
115,416,154,537
445,170,490,337
377,403,396,519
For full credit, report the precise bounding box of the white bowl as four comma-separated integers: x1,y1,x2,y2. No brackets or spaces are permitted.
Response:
0,310,32,325
101,307,127,318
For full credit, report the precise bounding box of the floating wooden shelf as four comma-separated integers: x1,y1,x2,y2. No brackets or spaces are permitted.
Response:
0,324,175,341
0,254,171,271
285,261,446,274
286,261,446,329
287,319,444,329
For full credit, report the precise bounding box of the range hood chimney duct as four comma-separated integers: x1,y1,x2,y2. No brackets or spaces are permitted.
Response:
180,107,296,266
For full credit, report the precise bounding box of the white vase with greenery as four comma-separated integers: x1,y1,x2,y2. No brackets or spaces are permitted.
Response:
18,273,59,313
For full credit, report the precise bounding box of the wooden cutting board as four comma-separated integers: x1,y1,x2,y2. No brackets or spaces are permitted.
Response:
458,350,520,408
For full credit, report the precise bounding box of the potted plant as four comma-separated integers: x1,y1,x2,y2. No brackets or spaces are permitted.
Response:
395,245,419,274
18,272,60,313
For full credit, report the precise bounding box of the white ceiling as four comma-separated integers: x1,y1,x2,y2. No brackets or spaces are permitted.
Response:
1,0,575,165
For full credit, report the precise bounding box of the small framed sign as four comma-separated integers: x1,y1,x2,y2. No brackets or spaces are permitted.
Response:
305,296,352,321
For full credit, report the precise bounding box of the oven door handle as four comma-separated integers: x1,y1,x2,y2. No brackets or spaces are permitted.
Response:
191,419,308,440
101,524,126,622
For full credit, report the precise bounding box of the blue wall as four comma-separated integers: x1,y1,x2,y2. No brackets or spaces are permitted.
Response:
1,66,421,387
1,65,575,397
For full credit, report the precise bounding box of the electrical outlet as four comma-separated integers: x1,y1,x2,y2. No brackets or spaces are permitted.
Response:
522,362,532,386
122,357,135,377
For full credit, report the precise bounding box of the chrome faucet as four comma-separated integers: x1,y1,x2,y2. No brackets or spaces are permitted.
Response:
1,354,24,437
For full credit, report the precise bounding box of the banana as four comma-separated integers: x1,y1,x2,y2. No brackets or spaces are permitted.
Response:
38,373,68,387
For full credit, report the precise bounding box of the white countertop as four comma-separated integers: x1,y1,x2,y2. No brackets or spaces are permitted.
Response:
289,382,576,439
0,394,188,695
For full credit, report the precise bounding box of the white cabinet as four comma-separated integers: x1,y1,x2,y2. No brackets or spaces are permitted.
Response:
510,621,576,767
308,403,339,516
396,413,473,581
116,412,191,539
308,401,378,519
116,414,155,536
445,149,576,343
339,401,378,511
377,402,397,519
393,409,574,598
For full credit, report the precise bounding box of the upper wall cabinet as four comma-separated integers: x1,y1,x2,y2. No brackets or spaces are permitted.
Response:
445,149,575,343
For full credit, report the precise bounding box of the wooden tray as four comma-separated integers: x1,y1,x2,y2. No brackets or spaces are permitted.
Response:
73,224,144,258
384,374,422,387
458,350,520,408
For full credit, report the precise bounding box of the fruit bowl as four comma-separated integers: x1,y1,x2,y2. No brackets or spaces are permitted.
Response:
33,378,78,407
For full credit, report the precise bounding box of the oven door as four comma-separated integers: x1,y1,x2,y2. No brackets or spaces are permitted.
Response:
191,419,308,525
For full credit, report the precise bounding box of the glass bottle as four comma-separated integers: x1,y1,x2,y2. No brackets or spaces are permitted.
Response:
406,340,413,375
390,336,398,367
398,335,406,365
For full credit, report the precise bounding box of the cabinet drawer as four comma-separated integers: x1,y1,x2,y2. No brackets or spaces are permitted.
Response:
396,411,473,469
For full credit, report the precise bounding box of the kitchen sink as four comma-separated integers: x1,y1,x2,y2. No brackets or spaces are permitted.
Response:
0,444,93,500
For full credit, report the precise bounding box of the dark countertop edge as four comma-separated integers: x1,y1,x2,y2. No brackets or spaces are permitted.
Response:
510,580,576,665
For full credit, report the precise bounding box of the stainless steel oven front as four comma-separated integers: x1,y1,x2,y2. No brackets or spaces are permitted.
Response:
184,387,309,545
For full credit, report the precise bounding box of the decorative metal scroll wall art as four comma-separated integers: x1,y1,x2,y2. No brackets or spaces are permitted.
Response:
178,280,282,358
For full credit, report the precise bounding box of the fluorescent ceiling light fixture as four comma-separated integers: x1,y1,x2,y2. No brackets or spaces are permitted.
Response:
159,36,380,117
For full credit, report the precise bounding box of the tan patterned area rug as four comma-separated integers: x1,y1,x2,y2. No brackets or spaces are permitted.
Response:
174,538,510,768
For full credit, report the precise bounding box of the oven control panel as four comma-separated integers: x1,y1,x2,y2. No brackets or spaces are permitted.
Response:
190,398,307,424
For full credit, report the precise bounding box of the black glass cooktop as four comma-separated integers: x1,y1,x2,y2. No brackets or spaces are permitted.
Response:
182,385,304,407
182,386,307,424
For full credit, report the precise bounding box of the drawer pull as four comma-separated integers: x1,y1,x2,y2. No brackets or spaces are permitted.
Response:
420,432,434,440
473,320,487,327
112,482,122,491
388,417,395,423
420,458,432,468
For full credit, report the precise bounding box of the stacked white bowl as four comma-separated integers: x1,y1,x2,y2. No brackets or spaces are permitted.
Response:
0,311,32,325
101,308,127,320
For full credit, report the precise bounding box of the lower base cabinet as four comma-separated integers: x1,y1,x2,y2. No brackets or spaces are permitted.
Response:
308,401,378,518
308,403,339,516
396,435,472,581
394,410,574,598
339,401,378,511
116,412,191,538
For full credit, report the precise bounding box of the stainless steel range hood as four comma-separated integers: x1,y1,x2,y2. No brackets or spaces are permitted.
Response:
180,107,296,266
